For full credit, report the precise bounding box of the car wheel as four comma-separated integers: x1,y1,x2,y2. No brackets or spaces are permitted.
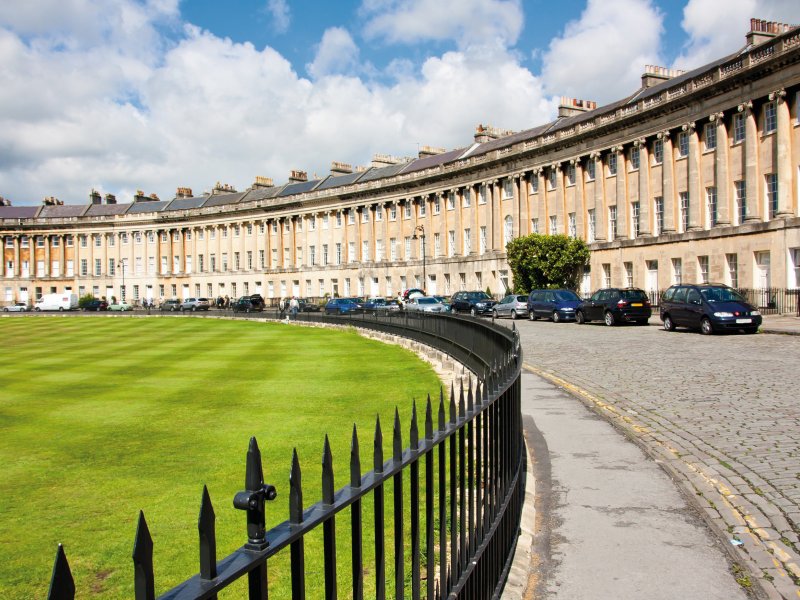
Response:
604,311,616,326
576,310,585,324
35,307,41,312
663,315,675,331
528,311,536,321
246,307,251,314
470,307,477,317
2,308,8,312
552,311,560,323
492,309,499,319
511,310,518,320
700,317,714,335
192,306,197,312
59,307,65,312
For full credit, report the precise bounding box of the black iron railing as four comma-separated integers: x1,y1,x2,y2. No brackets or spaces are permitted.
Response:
47,311,525,599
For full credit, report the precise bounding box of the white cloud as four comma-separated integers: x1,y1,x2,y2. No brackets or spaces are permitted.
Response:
361,0,523,49
266,0,290,34
307,27,361,79
540,0,664,104
674,0,800,70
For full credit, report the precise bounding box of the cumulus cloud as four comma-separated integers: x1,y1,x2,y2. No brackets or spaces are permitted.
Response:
307,27,361,79
540,0,664,104
674,0,800,70
266,0,290,33
361,0,523,49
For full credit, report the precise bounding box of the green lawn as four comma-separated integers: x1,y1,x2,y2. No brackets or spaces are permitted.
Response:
0,316,442,598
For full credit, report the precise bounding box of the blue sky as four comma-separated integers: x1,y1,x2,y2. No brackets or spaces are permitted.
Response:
1,0,798,206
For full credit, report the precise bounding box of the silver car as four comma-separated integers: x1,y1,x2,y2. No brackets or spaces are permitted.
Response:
405,296,448,313
2,302,29,312
492,294,530,320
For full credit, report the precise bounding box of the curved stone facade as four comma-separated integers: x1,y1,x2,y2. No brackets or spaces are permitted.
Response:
2,22,800,306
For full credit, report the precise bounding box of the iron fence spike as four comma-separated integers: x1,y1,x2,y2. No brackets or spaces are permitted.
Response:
393,407,402,462
459,379,465,418
245,436,264,492
290,448,304,523
132,511,155,600
425,394,434,440
438,387,446,432
322,434,334,505
47,543,74,600
350,423,362,487
449,382,457,425
198,485,217,581
467,377,474,412
374,415,384,472
410,399,419,451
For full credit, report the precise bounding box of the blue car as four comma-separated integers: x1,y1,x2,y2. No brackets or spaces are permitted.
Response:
324,298,362,315
527,289,582,322
660,284,761,335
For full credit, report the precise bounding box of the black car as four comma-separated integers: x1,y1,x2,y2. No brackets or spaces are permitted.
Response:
298,298,321,312
527,289,581,322
660,284,761,335
232,296,260,313
450,291,497,316
576,288,652,326
83,299,108,311
247,294,266,310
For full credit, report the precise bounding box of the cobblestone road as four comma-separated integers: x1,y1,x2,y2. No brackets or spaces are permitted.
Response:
513,318,800,599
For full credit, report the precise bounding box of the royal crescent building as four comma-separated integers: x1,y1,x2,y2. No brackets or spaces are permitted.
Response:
2,19,800,308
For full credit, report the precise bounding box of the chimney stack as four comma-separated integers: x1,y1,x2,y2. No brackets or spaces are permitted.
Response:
641,65,685,89
557,97,598,118
418,145,446,159
42,196,62,206
105,193,116,205
90,189,101,204
330,161,353,175
288,170,308,183
253,176,274,189
746,18,795,47
176,187,193,198
212,182,238,194
474,124,514,144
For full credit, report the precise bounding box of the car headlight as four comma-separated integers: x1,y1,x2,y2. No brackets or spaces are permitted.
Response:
750,310,760,316
561,307,575,311
713,311,734,317
475,303,485,308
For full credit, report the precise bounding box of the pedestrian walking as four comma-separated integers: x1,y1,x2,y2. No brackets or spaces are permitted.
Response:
289,296,299,320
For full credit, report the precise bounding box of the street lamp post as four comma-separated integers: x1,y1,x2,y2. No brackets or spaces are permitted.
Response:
117,260,126,302
412,225,426,292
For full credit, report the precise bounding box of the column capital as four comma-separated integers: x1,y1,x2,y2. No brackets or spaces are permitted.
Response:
609,145,622,154
588,151,600,161
709,111,725,122
533,167,543,176
549,162,561,172
768,88,787,103
633,137,647,148
737,100,753,113
681,121,696,132
657,129,671,140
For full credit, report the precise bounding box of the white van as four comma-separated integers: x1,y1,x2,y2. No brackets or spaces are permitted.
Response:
34,293,79,312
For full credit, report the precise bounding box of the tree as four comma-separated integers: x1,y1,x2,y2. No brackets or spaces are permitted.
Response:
506,234,590,292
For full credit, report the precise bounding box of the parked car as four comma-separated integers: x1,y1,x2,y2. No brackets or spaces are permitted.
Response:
405,296,448,313
82,299,108,312
450,291,497,316
108,301,133,311
298,298,320,312
402,288,426,301
160,299,181,312
492,295,529,319
432,295,452,312
527,289,582,322
3,302,30,312
247,294,266,311
180,297,211,312
576,288,652,326
232,296,260,313
324,298,362,315
34,293,78,311
374,299,402,313
660,284,762,335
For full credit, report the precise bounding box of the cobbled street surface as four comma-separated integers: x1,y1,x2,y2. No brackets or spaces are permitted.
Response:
513,317,800,599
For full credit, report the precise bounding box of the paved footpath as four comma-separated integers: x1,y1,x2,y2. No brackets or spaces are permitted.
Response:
511,315,800,599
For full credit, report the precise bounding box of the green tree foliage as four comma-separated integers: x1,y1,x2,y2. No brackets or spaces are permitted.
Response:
78,293,95,309
506,234,590,292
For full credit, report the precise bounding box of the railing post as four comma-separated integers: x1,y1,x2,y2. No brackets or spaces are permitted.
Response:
198,486,218,600
132,511,155,600
47,544,75,600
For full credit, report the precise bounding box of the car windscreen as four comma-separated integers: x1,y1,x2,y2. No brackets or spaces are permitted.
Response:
621,289,648,301
701,287,746,303
417,298,438,304
553,290,580,301
468,292,490,300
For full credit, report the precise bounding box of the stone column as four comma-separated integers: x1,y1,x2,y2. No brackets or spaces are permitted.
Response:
636,138,651,235
711,112,730,226
554,163,564,234
571,159,584,237
518,174,529,236
58,235,65,277
590,153,606,241
44,235,51,277
685,122,702,230
487,182,496,250
772,89,793,217
743,102,760,222
613,146,626,238
659,131,676,233
511,174,521,238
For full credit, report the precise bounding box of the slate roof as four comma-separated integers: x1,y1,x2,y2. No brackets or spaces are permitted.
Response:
38,204,88,218
203,192,247,207
126,200,170,214
315,170,368,191
166,197,208,211
277,179,323,197
85,203,131,216
401,148,467,174
357,162,410,182
0,206,40,219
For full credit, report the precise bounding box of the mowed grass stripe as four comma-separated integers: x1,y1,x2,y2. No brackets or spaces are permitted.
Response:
0,317,441,598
